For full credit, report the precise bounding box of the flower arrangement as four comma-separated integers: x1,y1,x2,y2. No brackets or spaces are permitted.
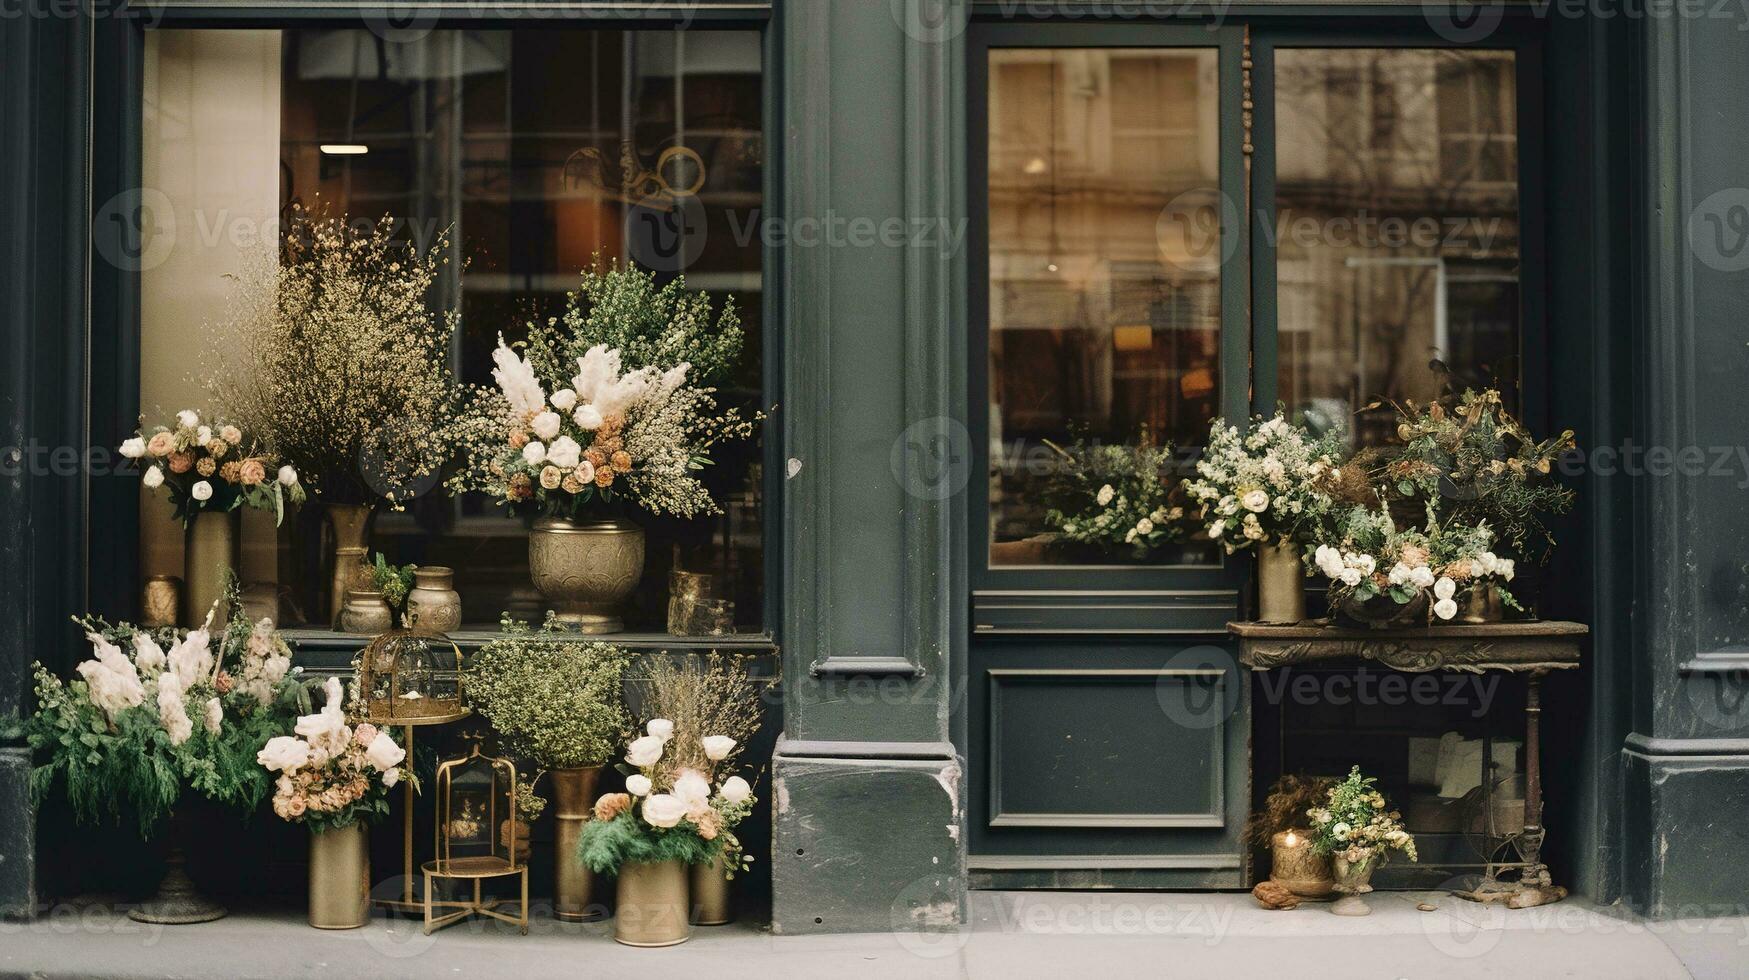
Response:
7,604,307,835
1380,389,1576,563
449,263,760,522
1306,766,1417,864
1040,432,1185,555
462,619,634,770
1185,412,1346,551
256,676,410,832
119,410,304,525
206,208,461,507
1310,501,1519,621
576,715,756,876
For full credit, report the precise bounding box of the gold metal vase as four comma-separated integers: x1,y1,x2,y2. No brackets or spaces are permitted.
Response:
614,859,690,947
528,517,644,633
1256,541,1306,624
183,510,238,628
1458,582,1506,624
308,822,370,930
550,766,604,921
326,503,373,625
689,853,734,925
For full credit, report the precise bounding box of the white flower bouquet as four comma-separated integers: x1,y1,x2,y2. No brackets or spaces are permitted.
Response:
120,410,304,525
1310,502,1519,622
1184,412,1346,551
256,676,410,832
1306,766,1417,864
1041,432,1186,556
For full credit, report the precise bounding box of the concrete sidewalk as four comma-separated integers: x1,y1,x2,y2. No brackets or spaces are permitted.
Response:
1,890,1737,979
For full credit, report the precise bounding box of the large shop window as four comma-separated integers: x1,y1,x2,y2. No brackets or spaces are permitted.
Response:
140,29,765,634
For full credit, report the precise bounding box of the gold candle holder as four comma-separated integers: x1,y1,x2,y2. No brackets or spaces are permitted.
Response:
1269,829,1334,898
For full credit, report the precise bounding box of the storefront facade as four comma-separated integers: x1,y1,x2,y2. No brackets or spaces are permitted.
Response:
2,0,1746,932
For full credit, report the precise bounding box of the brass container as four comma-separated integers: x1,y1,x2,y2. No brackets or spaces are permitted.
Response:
1256,542,1306,624
340,590,393,635
1458,583,1505,624
689,853,734,925
551,766,604,921
528,517,645,634
326,503,373,625
184,510,238,628
614,859,690,947
1337,590,1430,629
407,566,463,632
308,822,370,929
141,575,181,628
1268,829,1334,898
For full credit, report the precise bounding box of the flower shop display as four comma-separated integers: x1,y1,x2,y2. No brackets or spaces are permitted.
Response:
120,411,305,625
450,261,760,633
1185,412,1345,623
1040,430,1185,559
256,675,411,928
10,605,308,923
422,744,529,936
1309,501,1519,627
206,208,464,621
464,621,634,921
1306,767,1417,916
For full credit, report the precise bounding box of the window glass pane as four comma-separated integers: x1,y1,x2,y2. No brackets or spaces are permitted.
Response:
142,28,764,632
986,48,1222,568
1275,49,1519,446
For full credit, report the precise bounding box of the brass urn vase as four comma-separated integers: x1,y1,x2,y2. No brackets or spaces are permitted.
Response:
528,517,644,633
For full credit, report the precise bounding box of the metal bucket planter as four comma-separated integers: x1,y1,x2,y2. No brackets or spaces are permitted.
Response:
307,822,370,930
614,859,690,947
690,853,734,925
1256,542,1306,624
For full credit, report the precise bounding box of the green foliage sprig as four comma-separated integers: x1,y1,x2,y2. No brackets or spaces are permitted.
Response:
463,618,634,770
548,257,745,382
576,810,717,874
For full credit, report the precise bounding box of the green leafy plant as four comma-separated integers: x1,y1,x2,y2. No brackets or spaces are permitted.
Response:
463,618,634,770
1041,429,1185,555
554,257,745,382
371,552,417,618
1306,766,1417,864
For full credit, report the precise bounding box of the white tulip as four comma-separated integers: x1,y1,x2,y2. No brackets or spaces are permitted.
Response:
1433,577,1457,601
522,440,547,466
625,774,653,797
646,719,675,741
702,735,737,761
1434,598,1459,621
718,775,752,805
277,465,299,486
142,466,164,489
550,388,578,412
641,793,687,828
119,437,146,459
190,480,213,502
531,411,562,442
625,734,665,768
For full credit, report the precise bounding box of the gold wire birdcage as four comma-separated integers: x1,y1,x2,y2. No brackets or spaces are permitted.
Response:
421,740,528,935
358,628,466,723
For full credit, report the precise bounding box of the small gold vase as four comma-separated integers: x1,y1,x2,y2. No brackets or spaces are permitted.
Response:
308,822,370,929
326,503,373,625
614,859,690,947
1256,541,1305,624
551,766,604,922
1458,583,1505,624
689,853,733,925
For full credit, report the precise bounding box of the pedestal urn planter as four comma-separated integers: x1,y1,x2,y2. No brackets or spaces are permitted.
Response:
528,517,644,634
1329,852,1381,916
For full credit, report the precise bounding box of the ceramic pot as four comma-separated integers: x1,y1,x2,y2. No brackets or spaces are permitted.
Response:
551,766,604,921
690,853,734,925
326,503,373,625
308,822,370,929
1329,852,1381,916
1458,583,1505,624
1337,590,1429,629
528,517,645,634
183,510,239,628
341,590,393,635
1268,829,1334,898
614,859,689,947
407,566,462,632
1256,542,1306,624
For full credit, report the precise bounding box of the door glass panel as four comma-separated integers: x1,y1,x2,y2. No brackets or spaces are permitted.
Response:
1274,49,1519,446
986,48,1222,567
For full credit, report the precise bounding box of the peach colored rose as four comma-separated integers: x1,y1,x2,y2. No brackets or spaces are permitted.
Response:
693,809,721,841
168,451,194,474
214,670,234,694
285,796,307,818
561,473,586,494
584,448,607,470
508,473,533,500
594,467,614,488
508,429,529,450
539,465,563,491
219,461,241,483
354,723,378,746
220,425,243,445
238,459,266,486
196,456,217,477
206,439,228,458
610,451,632,474
146,431,176,456
593,792,632,822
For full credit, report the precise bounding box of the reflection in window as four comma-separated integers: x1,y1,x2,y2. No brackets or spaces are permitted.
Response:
986,48,1221,567
1275,49,1519,447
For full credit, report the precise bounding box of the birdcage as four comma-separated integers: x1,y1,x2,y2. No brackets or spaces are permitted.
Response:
421,741,528,935
357,628,465,723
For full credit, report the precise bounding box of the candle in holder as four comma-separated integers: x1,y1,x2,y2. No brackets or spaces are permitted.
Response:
1270,829,1335,898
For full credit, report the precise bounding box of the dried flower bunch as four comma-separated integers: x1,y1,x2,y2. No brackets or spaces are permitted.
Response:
1307,766,1417,864
119,409,304,525
577,715,757,877
463,619,634,770
635,653,762,774
207,208,461,507
1242,773,1337,847
1310,499,1518,621
257,676,410,832
1041,430,1186,555
7,600,308,835
1185,412,1347,551
449,262,760,521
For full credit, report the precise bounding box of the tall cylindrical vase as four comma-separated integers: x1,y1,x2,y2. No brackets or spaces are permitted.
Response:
528,517,645,634
308,822,370,929
326,503,373,625
184,510,239,628
689,853,733,925
1256,541,1306,624
614,859,689,947
551,766,604,921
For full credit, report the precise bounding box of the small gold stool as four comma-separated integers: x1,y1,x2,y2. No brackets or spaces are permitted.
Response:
420,741,529,935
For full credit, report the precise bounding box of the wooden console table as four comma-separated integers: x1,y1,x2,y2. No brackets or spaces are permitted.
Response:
1228,619,1587,907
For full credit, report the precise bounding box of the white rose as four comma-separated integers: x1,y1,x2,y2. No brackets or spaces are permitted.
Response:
625,774,653,797
646,719,675,741
625,734,665,768
1355,555,1376,576
546,436,582,470
196,425,213,445
256,735,309,773
1497,559,1516,581
673,769,712,810
531,411,562,442
177,409,199,429
119,437,146,459
1434,597,1459,620
1338,568,1363,587
1135,518,1155,536
1409,566,1436,589
1433,577,1457,601
550,388,578,412
190,480,213,502
1095,484,1115,507
364,730,406,772
383,768,401,788
142,466,164,489
1241,489,1270,513
1388,563,1412,586
1208,523,1224,539
574,460,596,485
718,775,752,805
702,735,737,761
573,404,605,431
277,465,299,486
641,794,687,828
1476,552,1499,575
522,440,547,465
1332,822,1351,840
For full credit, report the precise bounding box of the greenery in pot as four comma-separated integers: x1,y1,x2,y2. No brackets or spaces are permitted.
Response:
1040,429,1186,556
463,618,635,770
1306,766,1417,865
